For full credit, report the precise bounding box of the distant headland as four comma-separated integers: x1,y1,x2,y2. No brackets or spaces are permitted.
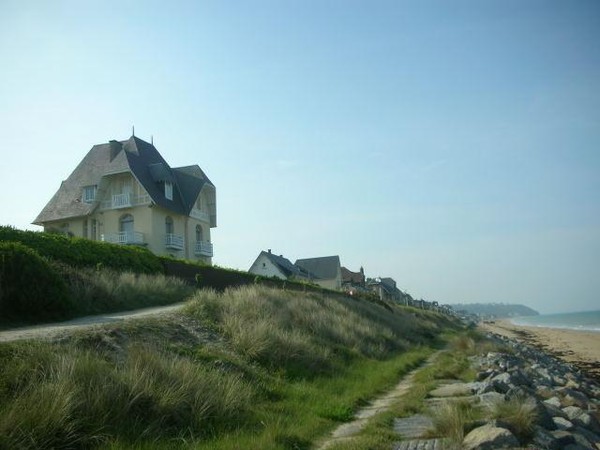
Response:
451,302,539,319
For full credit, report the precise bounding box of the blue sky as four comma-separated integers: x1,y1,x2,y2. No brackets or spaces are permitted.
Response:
1,1,598,313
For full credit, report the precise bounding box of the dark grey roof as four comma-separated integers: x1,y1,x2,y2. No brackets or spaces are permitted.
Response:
295,256,341,280
33,135,215,224
260,251,313,278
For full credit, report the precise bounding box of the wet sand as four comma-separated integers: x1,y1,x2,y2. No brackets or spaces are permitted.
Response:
479,319,600,382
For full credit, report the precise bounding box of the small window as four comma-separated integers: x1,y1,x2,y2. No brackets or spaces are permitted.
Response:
165,181,173,200
165,216,174,234
83,185,97,203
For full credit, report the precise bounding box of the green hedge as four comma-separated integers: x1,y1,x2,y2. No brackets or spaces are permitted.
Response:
0,242,73,321
0,226,162,274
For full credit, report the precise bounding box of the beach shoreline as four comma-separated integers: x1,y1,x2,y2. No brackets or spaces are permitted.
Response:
479,319,600,383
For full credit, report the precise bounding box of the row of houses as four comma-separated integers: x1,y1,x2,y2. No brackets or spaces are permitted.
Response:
246,249,450,311
33,134,450,311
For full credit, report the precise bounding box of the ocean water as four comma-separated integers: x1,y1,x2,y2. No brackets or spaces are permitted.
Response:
511,310,600,332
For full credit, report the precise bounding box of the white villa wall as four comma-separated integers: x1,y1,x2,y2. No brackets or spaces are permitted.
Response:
248,254,286,279
39,171,215,264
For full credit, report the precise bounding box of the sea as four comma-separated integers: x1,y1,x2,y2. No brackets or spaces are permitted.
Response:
510,310,600,333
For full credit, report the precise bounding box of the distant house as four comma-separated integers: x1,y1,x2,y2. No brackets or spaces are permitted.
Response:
33,135,216,263
295,255,342,290
367,277,405,303
248,249,312,281
341,266,367,294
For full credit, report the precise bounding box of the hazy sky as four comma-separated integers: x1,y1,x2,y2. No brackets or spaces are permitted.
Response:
1,1,599,314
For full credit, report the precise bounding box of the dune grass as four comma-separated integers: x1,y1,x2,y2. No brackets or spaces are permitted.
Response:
491,395,538,441
58,264,195,316
0,285,460,449
0,341,254,449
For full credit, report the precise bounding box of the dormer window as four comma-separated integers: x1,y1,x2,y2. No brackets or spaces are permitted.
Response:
165,181,173,200
83,185,97,203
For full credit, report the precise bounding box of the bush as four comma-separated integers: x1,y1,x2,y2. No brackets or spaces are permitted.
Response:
0,226,162,274
0,241,73,322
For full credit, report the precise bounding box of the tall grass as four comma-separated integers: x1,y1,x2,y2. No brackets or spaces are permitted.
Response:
430,400,480,445
184,286,451,377
0,285,459,449
56,264,194,316
491,395,537,441
0,342,254,449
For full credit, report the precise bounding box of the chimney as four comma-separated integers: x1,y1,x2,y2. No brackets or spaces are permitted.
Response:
268,249,271,254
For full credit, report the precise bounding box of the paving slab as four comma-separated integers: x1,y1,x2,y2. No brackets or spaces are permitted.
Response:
428,382,474,398
393,414,435,439
393,438,448,450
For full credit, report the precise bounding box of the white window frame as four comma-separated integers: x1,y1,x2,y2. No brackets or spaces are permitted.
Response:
165,181,173,200
83,185,97,203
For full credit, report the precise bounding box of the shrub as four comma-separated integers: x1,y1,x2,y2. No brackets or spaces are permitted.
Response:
0,241,73,322
0,226,162,274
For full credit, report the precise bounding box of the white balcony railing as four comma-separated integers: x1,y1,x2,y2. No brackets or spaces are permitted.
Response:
194,241,213,257
190,208,209,222
100,194,151,210
112,193,131,208
101,231,145,245
165,233,184,250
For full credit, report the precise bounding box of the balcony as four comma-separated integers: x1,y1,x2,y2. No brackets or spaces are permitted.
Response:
165,233,184,250
101,231,145,245
100,193,151,210
194,241,213,257
190,208,209,222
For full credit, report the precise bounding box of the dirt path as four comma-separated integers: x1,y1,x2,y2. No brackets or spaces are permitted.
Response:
0,303,185,343
315,352,440,449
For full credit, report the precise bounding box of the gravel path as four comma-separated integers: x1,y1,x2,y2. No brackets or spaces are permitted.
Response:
0,302,186,343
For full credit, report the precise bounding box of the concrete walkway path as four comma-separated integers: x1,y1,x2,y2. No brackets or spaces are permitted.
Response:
316,352,440,449
0,302,185,343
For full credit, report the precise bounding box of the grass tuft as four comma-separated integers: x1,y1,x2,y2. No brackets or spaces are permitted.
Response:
491,395,538,441
429,400,480,445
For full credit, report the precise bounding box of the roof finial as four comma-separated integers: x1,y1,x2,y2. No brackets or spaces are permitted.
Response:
151,135,154,145
132,125,135,136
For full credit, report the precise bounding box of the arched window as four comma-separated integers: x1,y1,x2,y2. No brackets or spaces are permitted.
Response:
119,214,134,233
195,224,203,242
165,216,174,234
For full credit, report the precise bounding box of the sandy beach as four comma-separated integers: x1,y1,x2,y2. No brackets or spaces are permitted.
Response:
479,319,600,382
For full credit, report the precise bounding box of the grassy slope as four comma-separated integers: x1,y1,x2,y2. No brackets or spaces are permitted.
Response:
0,285,461,450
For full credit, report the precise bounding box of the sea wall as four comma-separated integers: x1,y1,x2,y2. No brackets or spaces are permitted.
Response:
462,332,600,449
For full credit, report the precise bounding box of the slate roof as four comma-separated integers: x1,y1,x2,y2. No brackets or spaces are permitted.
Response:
259,251,313,278
295,256,341,280
33,135,215,225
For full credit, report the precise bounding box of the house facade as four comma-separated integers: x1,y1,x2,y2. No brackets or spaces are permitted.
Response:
33,135,216,263
295,256,342,290
341,266,367,295
248,249,312,281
